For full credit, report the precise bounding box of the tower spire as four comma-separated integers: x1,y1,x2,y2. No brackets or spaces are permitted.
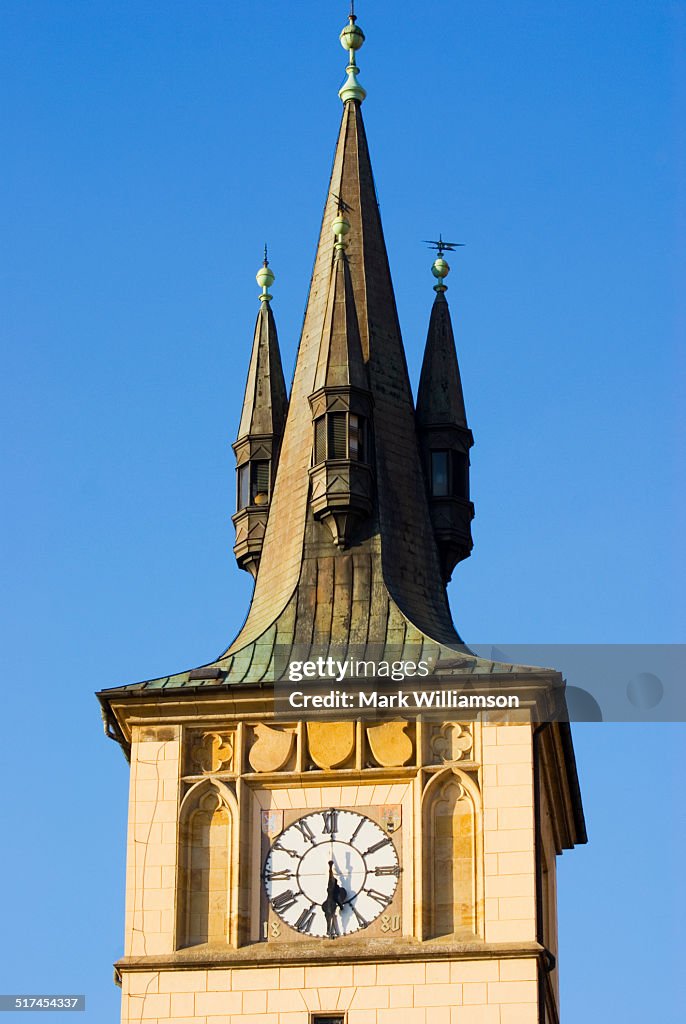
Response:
416,242,474,581
227,19,461,653
231,251,288,577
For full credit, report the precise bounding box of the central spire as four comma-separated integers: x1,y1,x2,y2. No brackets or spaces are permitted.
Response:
227,12,462,655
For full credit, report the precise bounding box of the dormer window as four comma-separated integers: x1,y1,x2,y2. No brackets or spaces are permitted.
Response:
329,412,347,458
431,449,470,500
237,459,270,511
313,412,367,465
349,414,364,460
452,451,469,499
431,451,450,496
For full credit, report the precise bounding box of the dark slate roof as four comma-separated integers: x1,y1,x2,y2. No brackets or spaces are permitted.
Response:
236,300,288,442
100,100,540,700
416,291,468,430
313,246,368,393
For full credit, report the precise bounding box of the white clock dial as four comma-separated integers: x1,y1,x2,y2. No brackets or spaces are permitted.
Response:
263,809,400,938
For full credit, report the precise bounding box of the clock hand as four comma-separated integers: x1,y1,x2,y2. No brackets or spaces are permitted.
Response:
321,860,348,937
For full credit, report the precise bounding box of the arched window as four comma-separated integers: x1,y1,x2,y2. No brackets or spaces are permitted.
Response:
178,784,234,947
423,770,479,939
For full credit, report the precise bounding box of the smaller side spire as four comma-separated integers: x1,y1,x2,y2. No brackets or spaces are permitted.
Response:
338,7,366,104
416,243,474,581
232,252,289,578
308,211,374,548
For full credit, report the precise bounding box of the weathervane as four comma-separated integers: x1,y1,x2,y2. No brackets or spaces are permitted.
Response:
423,235,464,259
330,191,352,214
423,235,464,293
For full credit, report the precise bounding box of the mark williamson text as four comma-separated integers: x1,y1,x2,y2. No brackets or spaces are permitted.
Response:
288,689,520,710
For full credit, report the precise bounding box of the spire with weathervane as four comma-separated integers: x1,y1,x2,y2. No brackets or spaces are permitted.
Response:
231,249,288,578
416,238,475,581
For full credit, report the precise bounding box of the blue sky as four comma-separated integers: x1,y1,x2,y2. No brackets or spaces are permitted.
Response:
1,1,683,1020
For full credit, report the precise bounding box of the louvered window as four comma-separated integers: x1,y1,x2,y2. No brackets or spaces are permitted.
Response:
328,413,348,459
313,412,369,463
314,416,327,464
251,460,270,505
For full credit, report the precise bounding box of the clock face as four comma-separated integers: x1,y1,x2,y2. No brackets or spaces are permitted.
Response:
263,809,400,938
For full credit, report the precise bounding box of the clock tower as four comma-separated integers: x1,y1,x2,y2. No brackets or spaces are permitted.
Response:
99,10,586,1024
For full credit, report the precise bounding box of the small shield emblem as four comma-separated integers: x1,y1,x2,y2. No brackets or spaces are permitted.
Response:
307,721,355,769
261,810,284,838
381,804,402,833
248,724,295,773
366,721,414,767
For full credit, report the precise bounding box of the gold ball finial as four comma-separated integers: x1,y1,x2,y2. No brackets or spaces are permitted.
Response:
340,18,365,53
256,245,275,302
424,235,464,293
432,257,450,279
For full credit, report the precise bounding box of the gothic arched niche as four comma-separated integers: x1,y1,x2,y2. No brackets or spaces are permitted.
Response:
423,768,479,939
178,782,234,947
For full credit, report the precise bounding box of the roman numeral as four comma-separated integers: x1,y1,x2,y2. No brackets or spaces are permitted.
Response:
374,865,400,877
295,906,316,934
327,915,340,939
350,818,365,843
272,842,298,858
363,837,392,856
364,888,392,907
294,819,316,843
271,889,299,913
264,869,293,881
322,809,339,835
351,903,368,928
